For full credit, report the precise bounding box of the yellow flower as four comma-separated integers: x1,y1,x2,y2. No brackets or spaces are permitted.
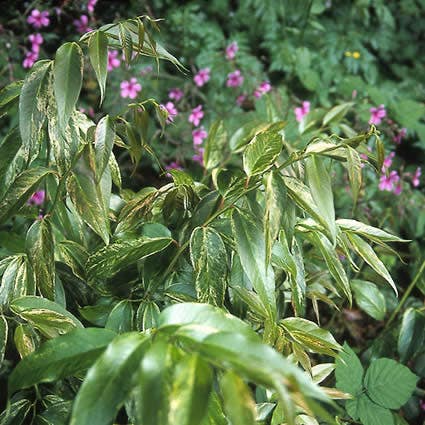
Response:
353,51,361,59
344,51,352,57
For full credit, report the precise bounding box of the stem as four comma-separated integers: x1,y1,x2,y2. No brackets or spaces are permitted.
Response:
385,257,425,329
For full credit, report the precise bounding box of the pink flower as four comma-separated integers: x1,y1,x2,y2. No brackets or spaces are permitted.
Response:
168,88,183,102
107,50,120,71
194,68,210,87
27,190,45,206
382,152,395,171
379,170,399,192
188,105,204,126
120,78,142,99
28,33,43,53
73,15,91,34
393,182,402,196
369,104,386,125
160,101,178,123
87,0,98,13
236,94,246,106
225,41,238,60
253,81,272,98
393,128,407,144
226,70,244,88
295,101,311,122
193,147,204,166
27,9,50,29
412,167,421,187
165,161,183,177
22,51,38,68
192,127,208,146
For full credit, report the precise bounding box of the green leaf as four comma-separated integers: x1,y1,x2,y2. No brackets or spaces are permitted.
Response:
351,280,386,321
26,218,55,300
364,358,419,409
139,301,160,331
14,324,37,358
335,343,364,395
70,332,148,425
94,115,115,181
118,23,133,65
305,155,336,244
280,318,341,356
232,210,276,320
105,300,133,333
0,80,23,112
398,308,425,363
190,227,227,306
345,146,362,204
168,354,213,425
243,129,283,176
10,296,83,339
8,328,115,395
0,315,7,366
57,240,88,280
346,233,397,295
0,399,32,425
322,102,353,126
87,236,172,281
88,31,108,104
357,394,394,425
220,371,256,425
19,60,52,162
0,167,54,224
54,42,84,129
204,120,227,170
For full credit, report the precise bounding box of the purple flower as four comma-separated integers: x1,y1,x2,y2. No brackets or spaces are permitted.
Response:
168,88,183,102
87,0,98,13
193,147,204,166
412,167,421,187
253,81,271,98
73,15,92,34
22,51,38,68
295,101,311,122
27,9,50,29
188,105,204,126
28,33,43,53
382,152,395,171
194,68,210,87
369,104,386,125
141,65,153,75
379,170,399,192
393,182,402,196
236,94,246,106
192,127,208,146
226,70,244,88
120,78,142,99
393,128,407,144
107,50,120,71
27,190,45,206
225,41,238,60
160,101,178,123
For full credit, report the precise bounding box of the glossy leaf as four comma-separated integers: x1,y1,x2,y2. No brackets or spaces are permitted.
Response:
94,115,115,181
0,80,23,112
88,31,108,104
204,120,227,170
345,146,362,204
14,324,37,358
105,300,133,333
8,328,116,395
322,102,353,126
398,308,425,363
351,280,386,320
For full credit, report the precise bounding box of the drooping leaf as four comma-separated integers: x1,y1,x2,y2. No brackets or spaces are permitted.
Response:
0,167,54,224
14,324,37,358
94,115,115,181
8,328,116,395
322,102,353,126
220,371,256,425
335,343,364,395
10,296,83,339
364,358,419,409
70,332,148,425
54,42,84,129
345,146,362,204
0,315,7,366
26,218,55,300
243,129,283,176
190,227,227,306
204,120,227,170
88,31,108,104
351,280,386,321
232,210,276,320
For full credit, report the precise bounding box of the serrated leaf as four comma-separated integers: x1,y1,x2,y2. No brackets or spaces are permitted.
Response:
54,42,83,129
10,296,83,339
26,218,55,300
0,167,54,224
8,328,115,395
357,394,394,425
204,120,227,170
88,31,108,104
220,371,256,425
70,333,148,425
322,102,353,126
19,60,52,163
243,129,283,176
190,227,227,306
335,343,364,395
351,280,386,320
364,358,419,409
94,115,115,181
